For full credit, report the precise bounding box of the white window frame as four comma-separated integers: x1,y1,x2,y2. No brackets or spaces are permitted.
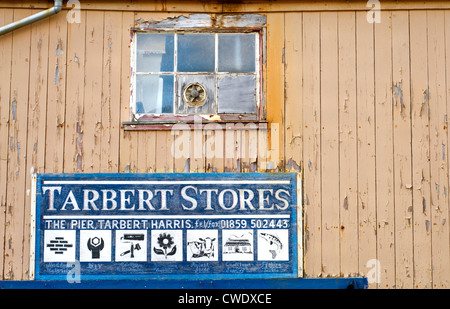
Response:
124,14,267,129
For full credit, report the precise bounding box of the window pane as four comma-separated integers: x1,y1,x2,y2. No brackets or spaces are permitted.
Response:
217,75,256,113
136,33,174,72
176,74,215,114
135,75,173,114
218,34,255,73
177,33,215,72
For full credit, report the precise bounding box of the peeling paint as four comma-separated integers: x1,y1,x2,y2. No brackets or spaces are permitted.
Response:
420,87,430,118
54,65,59,85
134,14,267,30
11,99,16,120
76,122,83,171
393,81,405,114
343,196,348,210
183,158,190,173
76,154,82,171
285,158,301,172
17,142,21,161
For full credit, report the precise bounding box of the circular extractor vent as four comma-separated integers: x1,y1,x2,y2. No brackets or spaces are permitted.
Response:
183,83,207,107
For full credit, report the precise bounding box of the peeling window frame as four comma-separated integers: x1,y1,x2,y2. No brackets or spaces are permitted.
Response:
124,14,267,131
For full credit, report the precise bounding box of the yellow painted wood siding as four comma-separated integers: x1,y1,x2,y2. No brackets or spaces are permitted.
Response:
0,2,450,289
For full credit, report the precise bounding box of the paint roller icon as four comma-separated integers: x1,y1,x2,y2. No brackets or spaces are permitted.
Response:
120,233,144,258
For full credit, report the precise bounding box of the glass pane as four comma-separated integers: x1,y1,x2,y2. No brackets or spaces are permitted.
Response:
135,75,174,114
136,33,174,72
217,75,256,114
177,33,215,72
218,34,255,73
176,74,215,114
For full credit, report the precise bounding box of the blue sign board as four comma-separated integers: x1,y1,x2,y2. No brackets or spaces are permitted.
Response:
32,173,300,280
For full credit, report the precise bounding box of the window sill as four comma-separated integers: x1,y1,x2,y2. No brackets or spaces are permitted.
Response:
123,119,268,131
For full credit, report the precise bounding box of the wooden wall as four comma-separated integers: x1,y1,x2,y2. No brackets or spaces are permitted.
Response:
1,1,450,289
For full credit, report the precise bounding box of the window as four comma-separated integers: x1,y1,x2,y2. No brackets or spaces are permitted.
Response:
130,30,262,124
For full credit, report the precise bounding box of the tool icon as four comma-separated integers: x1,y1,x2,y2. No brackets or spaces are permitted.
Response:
119,233,144,258
87,237,105,259
80,230,111,262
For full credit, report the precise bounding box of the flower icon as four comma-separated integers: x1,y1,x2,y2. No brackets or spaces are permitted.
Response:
157,233,174,249
154,233,176,259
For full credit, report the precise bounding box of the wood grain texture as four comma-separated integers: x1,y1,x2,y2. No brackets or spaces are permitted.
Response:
1,4,450,288
410,10,432,289
4,9,32,280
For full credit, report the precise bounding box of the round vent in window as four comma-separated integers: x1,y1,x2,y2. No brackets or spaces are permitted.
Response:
183,83,207,107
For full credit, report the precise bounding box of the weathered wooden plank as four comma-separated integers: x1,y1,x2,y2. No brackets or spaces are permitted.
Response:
257,125,268,172
119,11,138,173
4,9,32,280
100,11,122,173
45,11,67,173
4,0,450,12
172,126,189,173
284,12,302,174
231,123,258,173
410,10,432,289
374,10,395,289
136,132,157,173
338,11,358,278
391,10,414,289
83,11,104,173
320,11,340,277
427,10,450,289
23,11,50,279
224,124,237,172
84,1,223,13
222,0,450,12
445,10,450,289
189,124,205,172
302,12,322,278
205,124,225,173
248,125,258,172
355,11,377,288
266,13,284,171
0,8,13,280
156,131,174,173
64,10,86,172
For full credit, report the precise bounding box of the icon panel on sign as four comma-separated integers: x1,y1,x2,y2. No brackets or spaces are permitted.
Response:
80,230,112,262
43,230,76,262
257,229,289,261
115,230,147,262
222,229,254,261
151,230,183,262
186,230,218,262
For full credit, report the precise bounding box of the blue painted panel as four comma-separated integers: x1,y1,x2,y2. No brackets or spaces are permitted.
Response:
0,278,368,289
34,173,298,280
